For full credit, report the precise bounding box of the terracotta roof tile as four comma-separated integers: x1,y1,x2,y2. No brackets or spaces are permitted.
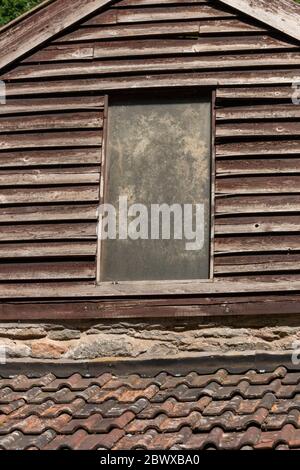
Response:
75,398,149,418
44,428,125,450
0,374,56,391
43,373,112,392
1,362,300,450
60,411,134,434
138,396,212,419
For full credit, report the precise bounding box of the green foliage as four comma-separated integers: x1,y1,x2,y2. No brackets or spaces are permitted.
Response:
0,0,43,27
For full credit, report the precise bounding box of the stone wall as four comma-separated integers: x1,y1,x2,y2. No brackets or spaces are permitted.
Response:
0,315,299,360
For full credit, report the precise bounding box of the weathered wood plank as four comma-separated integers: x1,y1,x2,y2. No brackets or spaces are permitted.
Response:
0,242,96,259
117,0,209,5
59,21,200,41
217,86,294,101
217,122,300,138
217,140,300,157
0,0,114,70
1,295,300,319
0,168,100,186
216,195,300,215
83,5,236,25
25,27,270,62
0,96,105,115
217,104,300,121
217,176,300,195
0,112,103,132
221,0,300,42
4,70,300,96
7,52,300,80
1,277,300,299
0,204,98,223
217,158,300,176
0,262,95,281
0,149,102,168
0,223,96,241
0,186,99,205
215,253,300,274
57,23,286,45
215,235,300,254
23,44,95,63
0,131,102,150
198,18,266,34
215,215,300,234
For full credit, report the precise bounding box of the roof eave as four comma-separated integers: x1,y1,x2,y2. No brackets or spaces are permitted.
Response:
0,0,114,72
220,0,300,43
0,0,299,74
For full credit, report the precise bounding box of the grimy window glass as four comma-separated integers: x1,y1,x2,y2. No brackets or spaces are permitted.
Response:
101,95,212,282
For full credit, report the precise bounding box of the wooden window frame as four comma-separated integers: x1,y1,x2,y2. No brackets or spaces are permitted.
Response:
96,87,216,296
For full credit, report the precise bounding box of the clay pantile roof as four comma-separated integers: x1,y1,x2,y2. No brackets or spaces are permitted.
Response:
1,355,300,450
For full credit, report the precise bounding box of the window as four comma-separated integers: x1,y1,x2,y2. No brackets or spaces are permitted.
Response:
99,93,212,283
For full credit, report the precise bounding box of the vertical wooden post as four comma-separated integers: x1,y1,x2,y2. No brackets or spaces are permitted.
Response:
96,94,109,284
210,89,216,280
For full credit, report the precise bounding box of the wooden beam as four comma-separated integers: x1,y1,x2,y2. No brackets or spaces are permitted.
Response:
0,278,300,299
220,0,300,43
0,0,114,71
0,295,300,319
0,0,299,75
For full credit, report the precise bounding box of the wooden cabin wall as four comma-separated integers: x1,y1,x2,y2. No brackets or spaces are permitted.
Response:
0,0,299,318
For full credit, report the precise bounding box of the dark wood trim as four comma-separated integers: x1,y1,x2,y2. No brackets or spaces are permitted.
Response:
0,0,115,71
210,89,216,280
0,293,299,320
97,94,109,283
0,352,298,378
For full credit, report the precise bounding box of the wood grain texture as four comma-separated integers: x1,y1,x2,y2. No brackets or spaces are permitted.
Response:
7,52,300,80
84,4,236,25
216,195,300,215
0,277,299,299
0,0,114,70
0,168,100,186
0,186,100,205
1,294,300,319
215,253,300,274
0,97,104,115
0,0,299,313
0,242,96,259
216,176,300,195
0,131,102,150
0,205,98,223
215,215,300,234
4,70,300,97
220,0,300,42
217,140,300,157
0,112,103,131
217,158,300,176
0,150,102,168
0,223,97,241
217,86,295,100
0,262,95,281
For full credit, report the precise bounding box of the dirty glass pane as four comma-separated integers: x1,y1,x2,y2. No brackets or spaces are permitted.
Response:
101,95,211,282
